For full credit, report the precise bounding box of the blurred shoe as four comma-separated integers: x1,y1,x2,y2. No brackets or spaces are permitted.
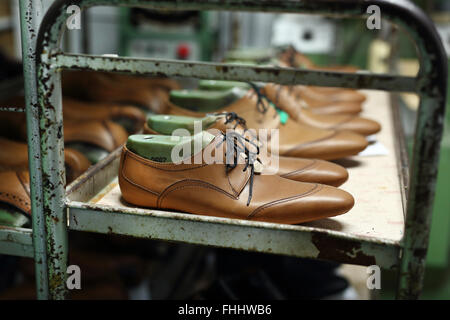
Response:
163,88,368,160
144,114,349,187
263,84,381,136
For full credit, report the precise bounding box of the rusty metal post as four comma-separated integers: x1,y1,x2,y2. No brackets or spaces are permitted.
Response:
19,0,49,300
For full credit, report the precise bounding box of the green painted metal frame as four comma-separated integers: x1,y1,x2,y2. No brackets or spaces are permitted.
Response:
31,0,447,299
0,0,49,299
19,0,49,300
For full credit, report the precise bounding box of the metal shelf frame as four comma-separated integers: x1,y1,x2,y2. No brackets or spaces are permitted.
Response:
0,0,446,300
0,0,48,298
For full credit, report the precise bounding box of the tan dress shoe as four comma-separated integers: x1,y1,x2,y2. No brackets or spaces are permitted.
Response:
143,115,349,187
3,96,146,134
277,47,366,112
119,133,354,225
0,137,91,184
161,91,368,160
63,98,146,133
64,120,129,153
290,85,367,107
263,84,381,136
63,71,179,112
278,46,359,73
0,171,31,215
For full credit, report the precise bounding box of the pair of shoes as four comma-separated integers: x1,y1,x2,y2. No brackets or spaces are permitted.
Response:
119,127,354,225
143,113,349,187
262,84,381,136
277,46,367,113
196,80,380,135
157,85,370,160
225,46,366,114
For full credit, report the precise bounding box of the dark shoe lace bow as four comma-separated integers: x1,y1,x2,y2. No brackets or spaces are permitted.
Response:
216,131,260,206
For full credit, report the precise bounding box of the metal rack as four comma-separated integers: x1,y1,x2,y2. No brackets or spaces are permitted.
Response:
0,0,49,298
0,0,447,300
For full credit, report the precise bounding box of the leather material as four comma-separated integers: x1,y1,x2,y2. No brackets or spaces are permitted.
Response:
63,71,177,112
0,171,31,215
143,124,349,187
263,84,381,136
278,48,359,73
64,148,92,183
303,101,363,116
161,91,368,160
63,98,146,133
0,137,91,183
119,140,354,225
277,51,366,113
258,153,348,187
290,85,366,106
3,96,146,134
64,120,129,152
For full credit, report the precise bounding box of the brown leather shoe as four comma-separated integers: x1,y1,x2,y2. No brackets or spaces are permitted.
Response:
143,115,349,187
63,98,146,133
278,46,359,73
289,85,366,107
64,120,129,153
63,70,178,112
263,84,381,136
277,47,366,112
119,133,354,225
3,96,146,134
161,90,368,160
0,137,91,184
0,171,31,215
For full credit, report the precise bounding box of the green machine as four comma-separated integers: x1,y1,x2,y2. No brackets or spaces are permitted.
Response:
119,8,215,61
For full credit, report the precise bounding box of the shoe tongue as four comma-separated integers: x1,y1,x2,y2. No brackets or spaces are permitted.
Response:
244,92,281,129
203,130,264,174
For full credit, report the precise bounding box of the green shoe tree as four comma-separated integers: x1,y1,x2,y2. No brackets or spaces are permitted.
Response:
225,48,275,63
127,132,216,163
198,80,251,92
147,114,217,135
0,204,30,228
169,89,245,112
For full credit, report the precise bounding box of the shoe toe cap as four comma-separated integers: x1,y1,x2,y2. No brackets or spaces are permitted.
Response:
252,183,354,225
310,103,362,115
287,130,368,160
282,159,349,187
338,117,381,136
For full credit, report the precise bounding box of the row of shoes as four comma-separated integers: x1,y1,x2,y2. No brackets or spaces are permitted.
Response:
106,47,381,225
0,46,381,227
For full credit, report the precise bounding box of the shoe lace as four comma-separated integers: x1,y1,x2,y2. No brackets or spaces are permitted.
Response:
210,111,247,130
216,131,260,206
248,82,290,124
208,111,259,143
247,82,273,114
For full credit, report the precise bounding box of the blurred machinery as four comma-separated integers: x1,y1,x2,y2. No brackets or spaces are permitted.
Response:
119,8,216,61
